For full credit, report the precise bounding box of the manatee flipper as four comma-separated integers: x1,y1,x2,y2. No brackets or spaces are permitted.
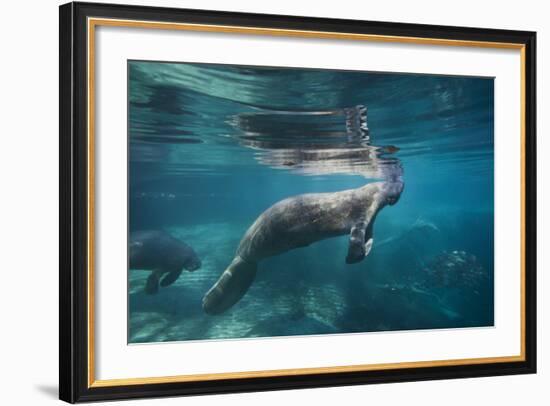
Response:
202,256,257,315
364,238,373,257
160,268,183,287
346,221,368,264
145,270,162,294
363,219,374,258
345,206,378,264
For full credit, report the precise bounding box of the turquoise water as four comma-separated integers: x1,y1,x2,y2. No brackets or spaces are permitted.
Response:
128,61,494,343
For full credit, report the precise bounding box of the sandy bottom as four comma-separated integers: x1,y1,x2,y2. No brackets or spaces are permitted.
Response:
129,219,492,343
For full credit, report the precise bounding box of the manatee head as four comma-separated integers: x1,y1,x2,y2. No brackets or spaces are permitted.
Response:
382,179,404,206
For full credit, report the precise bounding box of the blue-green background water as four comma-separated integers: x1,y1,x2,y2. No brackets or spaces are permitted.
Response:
128,61,494,343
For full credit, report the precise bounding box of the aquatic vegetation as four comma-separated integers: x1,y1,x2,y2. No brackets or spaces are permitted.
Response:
421,250,489,294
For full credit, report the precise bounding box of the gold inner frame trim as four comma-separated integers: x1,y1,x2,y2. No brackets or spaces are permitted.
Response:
87,17,527,388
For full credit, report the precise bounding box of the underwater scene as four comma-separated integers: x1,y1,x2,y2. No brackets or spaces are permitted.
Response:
128,60,494,343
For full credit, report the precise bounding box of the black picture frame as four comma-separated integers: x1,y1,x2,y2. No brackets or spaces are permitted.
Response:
59,1,536,403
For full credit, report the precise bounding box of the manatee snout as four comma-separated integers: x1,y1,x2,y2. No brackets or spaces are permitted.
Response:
185,256,202,271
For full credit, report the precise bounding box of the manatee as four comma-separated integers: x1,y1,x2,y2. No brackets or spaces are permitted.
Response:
202,180,404,314
129,230,201,294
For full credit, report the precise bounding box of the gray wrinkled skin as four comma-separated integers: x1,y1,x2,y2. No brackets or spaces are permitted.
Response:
202,180,404,314
130,230,201,294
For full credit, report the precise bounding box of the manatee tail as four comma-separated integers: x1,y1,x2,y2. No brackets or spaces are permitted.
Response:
202,256,257,315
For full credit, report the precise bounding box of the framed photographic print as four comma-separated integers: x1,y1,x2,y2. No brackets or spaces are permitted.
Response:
59,1,537,403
